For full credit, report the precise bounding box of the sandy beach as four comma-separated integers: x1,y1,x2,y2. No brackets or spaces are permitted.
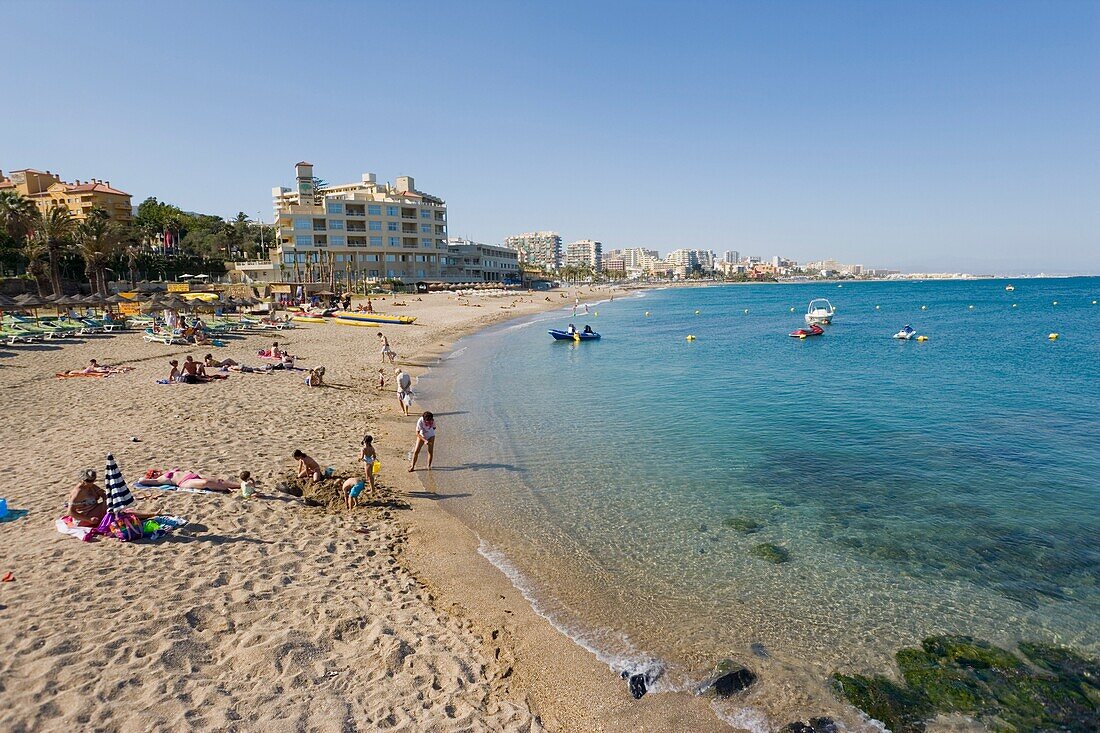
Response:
0,287,727,732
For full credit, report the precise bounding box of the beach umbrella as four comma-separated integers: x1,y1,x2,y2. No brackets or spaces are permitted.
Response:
104,453,135,514
105,293,132,304
160,295,190,311
0,294,18,310
13,293,48,308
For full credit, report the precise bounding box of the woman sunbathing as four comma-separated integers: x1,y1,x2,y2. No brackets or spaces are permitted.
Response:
204,353,239,369
137,469,240,493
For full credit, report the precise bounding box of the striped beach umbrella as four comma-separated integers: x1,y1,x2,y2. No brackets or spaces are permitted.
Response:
104,453,134,514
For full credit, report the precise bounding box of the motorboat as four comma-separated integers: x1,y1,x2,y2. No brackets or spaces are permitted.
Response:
893,325,916,340
1005,284,1015,292
805,298,835,325
788,323,824,338
549,328,600,341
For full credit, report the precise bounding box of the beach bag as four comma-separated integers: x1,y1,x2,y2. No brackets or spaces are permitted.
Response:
98,511,144,542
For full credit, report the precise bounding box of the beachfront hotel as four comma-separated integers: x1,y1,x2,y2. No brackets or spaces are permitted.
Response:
503,231,562,271
444,238,520,283
0,168,133,224
270,162,448,282
565,239,602,270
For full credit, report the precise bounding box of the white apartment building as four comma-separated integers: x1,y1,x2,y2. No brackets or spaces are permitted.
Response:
724,250,740,264
445,238,520,283
504,231,562,271
271,162,448,283
565,239,602,270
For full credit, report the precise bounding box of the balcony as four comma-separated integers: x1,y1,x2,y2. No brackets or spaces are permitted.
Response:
346,223,367,233
401,207,417,219
345,207,365,217
401,223,417,233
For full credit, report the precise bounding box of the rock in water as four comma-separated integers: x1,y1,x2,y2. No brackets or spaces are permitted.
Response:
750,642,769,658
750,542,790,564
779,719,837,733
628,673,647,699
695,659,757,697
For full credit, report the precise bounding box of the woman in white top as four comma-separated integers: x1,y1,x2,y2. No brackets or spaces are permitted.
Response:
409,411,436,472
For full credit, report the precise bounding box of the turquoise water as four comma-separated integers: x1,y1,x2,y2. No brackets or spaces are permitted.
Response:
420,278,1099,728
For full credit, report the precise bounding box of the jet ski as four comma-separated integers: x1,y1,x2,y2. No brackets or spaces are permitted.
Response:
788,323,824,338
893,325,916,340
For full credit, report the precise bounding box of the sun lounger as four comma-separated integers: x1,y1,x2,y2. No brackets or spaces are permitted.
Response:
142,327,188,345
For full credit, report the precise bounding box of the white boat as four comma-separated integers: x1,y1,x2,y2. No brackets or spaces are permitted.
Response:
1005,284,1015,292
893,324,916,340
804,298,835,325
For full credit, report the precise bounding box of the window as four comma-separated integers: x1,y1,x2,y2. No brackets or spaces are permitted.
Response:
329,219,344,230
387,222,397,232
422,238,432,248
369,269,379,277
326,202,343,214
368,205,381,215
420,224,430,233
314,235,327,245
385,254,396,262
295,235,312,246
388,237,399,247
370,236,382,246
312,219,326,230
420,209,431,219
417,269,425,277
334,254,346,263
386,206,398,216
294,217,310,230
369,220,382,231
362,254,379,262
330,235,346,246
283,254,295,263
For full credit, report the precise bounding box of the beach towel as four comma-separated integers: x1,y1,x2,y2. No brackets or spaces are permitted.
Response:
1,508,29,523
56,514,189,543
55,517,95,541
137,483,216,495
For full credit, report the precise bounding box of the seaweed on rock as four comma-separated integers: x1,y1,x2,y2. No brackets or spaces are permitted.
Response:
833,635,1100,733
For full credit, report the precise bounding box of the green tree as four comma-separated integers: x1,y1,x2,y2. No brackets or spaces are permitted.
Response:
75,209,122,295
20,238,50,296
34,205,76,295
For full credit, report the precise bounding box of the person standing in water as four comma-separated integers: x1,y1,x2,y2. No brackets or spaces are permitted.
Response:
409,411,436,472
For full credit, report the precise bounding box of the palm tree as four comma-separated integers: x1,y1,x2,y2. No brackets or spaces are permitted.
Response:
75,210,121,295
33,205,75,295
0,190,37,242
20,238,51,296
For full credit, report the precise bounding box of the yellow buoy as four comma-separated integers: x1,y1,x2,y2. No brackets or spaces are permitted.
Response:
594,311,598,316
875,305,880,310
695,310,700,315
1053,301,1059,306
1048,333,1059,340
916,335,929,342
644,311,650,317
921,305,927,310
1012,303,1018,308
743,309,749,314
1093,300,1098,305
686,335,696,341
968,305,974,309
790,307,795,312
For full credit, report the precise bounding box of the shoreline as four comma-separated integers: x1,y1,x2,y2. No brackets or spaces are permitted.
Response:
369,286,731,731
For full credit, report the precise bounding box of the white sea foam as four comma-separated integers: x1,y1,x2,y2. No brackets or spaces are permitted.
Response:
476,539,672,691
709,702,771,733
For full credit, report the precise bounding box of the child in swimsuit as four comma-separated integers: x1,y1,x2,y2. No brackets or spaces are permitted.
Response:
343,476,366,511
359,434,378,494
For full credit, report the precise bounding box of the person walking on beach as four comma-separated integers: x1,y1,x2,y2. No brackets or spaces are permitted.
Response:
378,332,396,364
409,411,436,472
395,368,413,416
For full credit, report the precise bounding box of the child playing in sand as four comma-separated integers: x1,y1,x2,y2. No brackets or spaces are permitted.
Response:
239,470,257,498
377,368,385,390
343,476,366,511
359,434,378,494
305,366,325,387
293,449,322,482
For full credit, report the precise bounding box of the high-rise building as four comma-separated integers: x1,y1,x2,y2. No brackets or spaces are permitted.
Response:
617,248,658,269
503,231,562,271
0,168,132,224
724,250,740,264
271,162,447,282
565,239,602,270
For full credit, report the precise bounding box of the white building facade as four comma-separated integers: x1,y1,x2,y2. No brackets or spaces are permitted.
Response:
504,231,562,271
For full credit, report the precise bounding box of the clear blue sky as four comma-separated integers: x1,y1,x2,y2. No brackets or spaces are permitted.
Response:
3,1,1098,273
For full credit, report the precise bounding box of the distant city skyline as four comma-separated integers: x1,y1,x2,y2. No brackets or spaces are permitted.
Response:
3,1,1097,274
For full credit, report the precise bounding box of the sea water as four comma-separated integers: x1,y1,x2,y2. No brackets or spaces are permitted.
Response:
418,278,1099,728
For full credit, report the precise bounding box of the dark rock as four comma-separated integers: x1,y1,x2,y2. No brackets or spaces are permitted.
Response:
723,516,762,533
779,720,837,733
695,659,757,697
750,642,769,658
628,672,647,699
832,672,931,733
750,542,790,564
699,524,708,532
